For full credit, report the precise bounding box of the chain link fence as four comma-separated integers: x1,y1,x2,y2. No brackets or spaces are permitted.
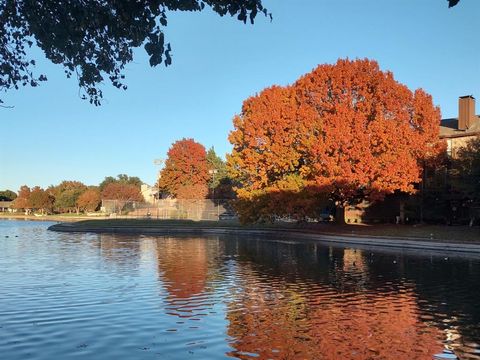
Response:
101,199,236,221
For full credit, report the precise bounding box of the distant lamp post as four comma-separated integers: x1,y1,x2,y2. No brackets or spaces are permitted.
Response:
209,169,218,200
153,158,164,203
209,168,219,220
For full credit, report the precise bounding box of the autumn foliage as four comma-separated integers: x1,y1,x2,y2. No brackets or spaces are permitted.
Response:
10,175,141,214
12,185,54,213
77,188,102,212
50,180,87,213
159,138,210,199
12,185,31,210
101,183,144,202
228,59,444,223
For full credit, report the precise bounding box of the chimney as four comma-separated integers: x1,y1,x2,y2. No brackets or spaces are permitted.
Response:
458,95,476,130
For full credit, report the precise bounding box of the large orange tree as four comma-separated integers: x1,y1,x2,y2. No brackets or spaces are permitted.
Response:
159,138,210,199
228,59,444,223
228,85,327,222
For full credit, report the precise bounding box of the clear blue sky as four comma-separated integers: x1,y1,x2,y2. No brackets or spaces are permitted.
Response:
1,0,479,192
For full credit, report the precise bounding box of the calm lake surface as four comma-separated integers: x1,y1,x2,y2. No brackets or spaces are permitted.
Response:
1,220,479,360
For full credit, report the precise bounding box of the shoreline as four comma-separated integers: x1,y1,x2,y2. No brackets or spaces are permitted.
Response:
0,215,101,222
48,220,480,255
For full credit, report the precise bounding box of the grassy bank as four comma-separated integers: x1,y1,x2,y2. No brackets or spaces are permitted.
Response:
0,213,103,222
47,218,480,243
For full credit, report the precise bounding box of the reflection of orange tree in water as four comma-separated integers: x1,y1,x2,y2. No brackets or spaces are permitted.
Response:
226,265,313,359
155,237,225,318
225,249,443,360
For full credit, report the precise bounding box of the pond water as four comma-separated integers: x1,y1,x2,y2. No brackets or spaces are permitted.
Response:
0,220,479,360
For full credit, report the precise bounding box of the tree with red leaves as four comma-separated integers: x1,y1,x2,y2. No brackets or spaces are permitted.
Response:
101,183,144,202
159,138,210,199
12,185,31,211
77,188,102,212
229,59,444,223
28,186,55,214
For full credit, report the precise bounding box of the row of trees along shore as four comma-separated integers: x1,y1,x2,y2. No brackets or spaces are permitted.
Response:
4,175,144,215
3,59,478,224
2,146,232,215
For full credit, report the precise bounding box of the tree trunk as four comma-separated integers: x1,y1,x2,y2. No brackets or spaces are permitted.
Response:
335,205,346,224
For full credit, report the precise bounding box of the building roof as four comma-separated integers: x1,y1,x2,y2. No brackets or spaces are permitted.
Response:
439,115,480,138
0,201,13,208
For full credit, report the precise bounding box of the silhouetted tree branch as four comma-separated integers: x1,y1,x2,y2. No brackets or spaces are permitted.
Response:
448,0,461,8
0,0,269,105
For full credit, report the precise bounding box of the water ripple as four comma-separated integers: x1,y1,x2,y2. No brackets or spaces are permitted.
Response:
0,220,479,359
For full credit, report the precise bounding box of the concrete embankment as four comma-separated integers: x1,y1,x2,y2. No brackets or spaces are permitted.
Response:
48,222,480,256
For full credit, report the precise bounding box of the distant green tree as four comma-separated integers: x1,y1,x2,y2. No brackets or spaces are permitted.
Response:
51,180,87,213
0,190,17,201
206,147,238,200
99,174,143,192
206,147,228,189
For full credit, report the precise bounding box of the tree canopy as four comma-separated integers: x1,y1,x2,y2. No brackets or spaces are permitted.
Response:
206,147,237,200
28,186,54,213
99,174,143,192
451,138,480,202
0,189,17,201
11,185,30,210
206,147,228,189
101,183,144,202
77,188,102,212
0,0,269,106
159,138,210,199
228,58,444,223
50,180,87,213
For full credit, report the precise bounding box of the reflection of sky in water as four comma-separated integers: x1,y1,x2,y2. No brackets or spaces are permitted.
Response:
0,220,479,360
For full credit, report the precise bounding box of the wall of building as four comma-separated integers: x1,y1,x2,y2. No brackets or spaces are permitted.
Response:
446,135,479,158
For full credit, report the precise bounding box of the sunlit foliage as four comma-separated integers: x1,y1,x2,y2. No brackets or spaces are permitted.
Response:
229,59,444,223
159,138,210,199
77,188,102,212
101,183,144,202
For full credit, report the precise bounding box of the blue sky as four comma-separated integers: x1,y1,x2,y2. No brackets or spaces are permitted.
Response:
1,0,479,191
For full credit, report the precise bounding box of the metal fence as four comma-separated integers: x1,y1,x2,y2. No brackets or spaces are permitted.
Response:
101,199,236,221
